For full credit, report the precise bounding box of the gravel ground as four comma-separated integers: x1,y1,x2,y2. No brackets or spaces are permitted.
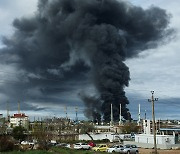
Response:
139,148,180,154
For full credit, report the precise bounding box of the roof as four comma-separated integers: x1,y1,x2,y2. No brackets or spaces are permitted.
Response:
95,125,112,129
160,128,180,131
12,113,28,118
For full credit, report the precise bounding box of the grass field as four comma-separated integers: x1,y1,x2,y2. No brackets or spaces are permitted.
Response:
1,147,180,154
1,147,104,154
1,150,51,154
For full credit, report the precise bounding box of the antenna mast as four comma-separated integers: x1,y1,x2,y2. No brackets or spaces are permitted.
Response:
75,106,78,122
18,101,20,114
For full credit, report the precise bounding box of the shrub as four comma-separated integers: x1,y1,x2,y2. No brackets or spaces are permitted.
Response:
0,136,15,152
12,126,27,141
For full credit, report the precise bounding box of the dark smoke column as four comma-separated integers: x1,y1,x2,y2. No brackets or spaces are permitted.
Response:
74,0,171,122
88,25,132,122
94,56,131,122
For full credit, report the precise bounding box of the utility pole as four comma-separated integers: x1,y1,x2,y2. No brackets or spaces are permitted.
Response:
64,106,68,119
75,106,78,122
148,91,158,154
7,101,10,122
159,118,161,133
156,119,158,134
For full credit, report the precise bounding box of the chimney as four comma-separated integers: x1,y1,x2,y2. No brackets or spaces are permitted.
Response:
110,103,113,126
119,103,122,125
138,104,141,126
18,101,20,114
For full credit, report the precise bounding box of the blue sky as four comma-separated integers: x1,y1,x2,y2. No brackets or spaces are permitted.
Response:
0,0,180,121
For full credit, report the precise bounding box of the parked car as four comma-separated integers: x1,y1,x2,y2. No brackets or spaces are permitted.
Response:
47,142,57,146
74,143,91,150
106,144,124,153
92,144,109,152
21,141,29,145
56,143,71,148
88,141,96,147
120,144,139,154
21,141,34,145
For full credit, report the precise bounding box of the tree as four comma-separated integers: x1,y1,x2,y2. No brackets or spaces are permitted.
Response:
121,123,139,134
77,122,94,134
12,126,27,141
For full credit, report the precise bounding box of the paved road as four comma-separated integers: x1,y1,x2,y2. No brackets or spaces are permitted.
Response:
139,148,180,154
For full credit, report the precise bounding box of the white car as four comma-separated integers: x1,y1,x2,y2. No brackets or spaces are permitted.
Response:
21,141,34,145
107,144,124,153
21,141,29,145
121,144,139,154
74,143,91,150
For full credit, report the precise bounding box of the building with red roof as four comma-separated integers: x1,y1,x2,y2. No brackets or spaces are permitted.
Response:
10,113,29,129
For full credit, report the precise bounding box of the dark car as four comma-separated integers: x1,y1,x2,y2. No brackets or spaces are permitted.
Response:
56,143,71,148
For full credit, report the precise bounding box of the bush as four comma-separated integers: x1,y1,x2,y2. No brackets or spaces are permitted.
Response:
37,141,50,151
0,136,15,152
121,122,139,134
12,126,27,141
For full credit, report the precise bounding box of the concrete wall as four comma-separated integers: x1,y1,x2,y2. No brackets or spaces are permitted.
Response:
135,134,175,145
79,133,126,142
124,141,180,150
129,134,175,149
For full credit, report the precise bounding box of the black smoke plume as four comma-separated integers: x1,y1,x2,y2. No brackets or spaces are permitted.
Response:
0,0,171,121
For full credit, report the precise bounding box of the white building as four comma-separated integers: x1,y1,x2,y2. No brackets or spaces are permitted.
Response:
134,134,175,149
127,119,177,149
10,113,29,129
135,134,175,145
0,114,3,119
143,119,151,134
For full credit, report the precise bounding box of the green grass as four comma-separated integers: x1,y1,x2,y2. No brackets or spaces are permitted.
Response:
1,150,51,154
0,147,106,154
51,147,105,154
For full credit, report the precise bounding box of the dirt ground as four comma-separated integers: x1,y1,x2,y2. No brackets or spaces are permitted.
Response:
139,148,180,154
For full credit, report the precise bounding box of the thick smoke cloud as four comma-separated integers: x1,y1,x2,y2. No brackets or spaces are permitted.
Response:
0,0,171,121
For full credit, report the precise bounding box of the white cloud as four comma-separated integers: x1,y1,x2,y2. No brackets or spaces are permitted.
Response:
126,0,180,95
